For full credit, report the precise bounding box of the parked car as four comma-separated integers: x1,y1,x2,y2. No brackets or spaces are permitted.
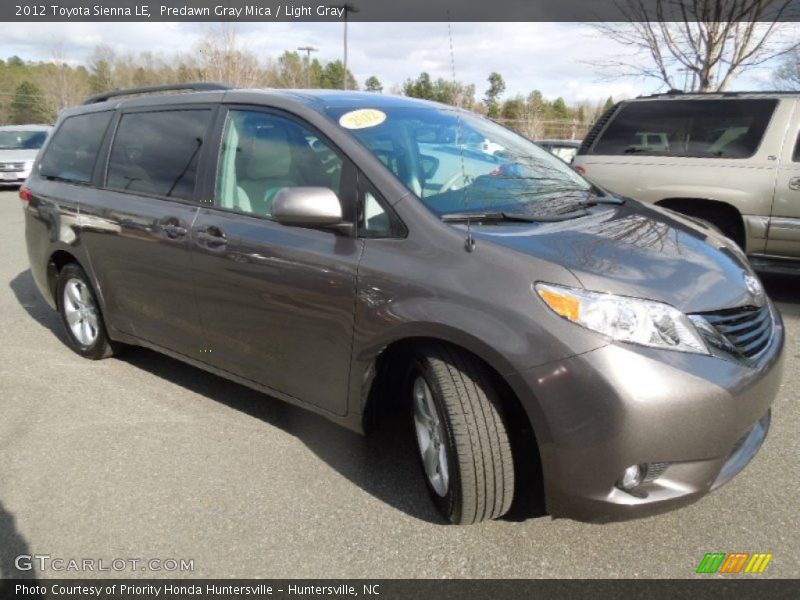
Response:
23,84,783,525
572,91,800,272
536,139,581,163
0,124,52,186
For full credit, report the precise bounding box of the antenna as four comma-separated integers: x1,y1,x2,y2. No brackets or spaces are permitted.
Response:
447,14,475,253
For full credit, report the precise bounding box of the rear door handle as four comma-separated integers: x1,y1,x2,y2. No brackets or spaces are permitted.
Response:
789,177,800,191
159,218,188,239
162,223,187,238
194,225,228,248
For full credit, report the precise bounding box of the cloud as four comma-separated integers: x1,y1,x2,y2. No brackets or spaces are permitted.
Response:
0,21,794,103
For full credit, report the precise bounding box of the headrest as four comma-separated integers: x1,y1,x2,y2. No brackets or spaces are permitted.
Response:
244,127,292,180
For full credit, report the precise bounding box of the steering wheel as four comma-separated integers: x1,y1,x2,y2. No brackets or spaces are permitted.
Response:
439,172,472,194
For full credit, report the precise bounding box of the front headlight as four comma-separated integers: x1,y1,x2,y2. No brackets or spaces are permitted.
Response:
535,283,708,355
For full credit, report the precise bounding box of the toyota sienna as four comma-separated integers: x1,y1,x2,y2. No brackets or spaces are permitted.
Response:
23,84,783,524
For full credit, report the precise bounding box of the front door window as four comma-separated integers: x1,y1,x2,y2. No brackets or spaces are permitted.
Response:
216,110,344,218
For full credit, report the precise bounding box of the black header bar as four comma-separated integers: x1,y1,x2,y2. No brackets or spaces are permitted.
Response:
4,0,800,22
2,579,800,600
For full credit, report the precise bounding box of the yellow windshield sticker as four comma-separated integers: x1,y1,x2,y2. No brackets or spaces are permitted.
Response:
339,109,387,130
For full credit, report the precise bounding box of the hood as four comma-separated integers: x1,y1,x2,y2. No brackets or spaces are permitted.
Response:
469,201,758,314
0,149,39,162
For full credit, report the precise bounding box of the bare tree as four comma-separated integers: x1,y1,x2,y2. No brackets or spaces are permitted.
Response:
591,0,800,92
774,47,800,88
195,24,263,87
33,42,91,116
87,44,117,92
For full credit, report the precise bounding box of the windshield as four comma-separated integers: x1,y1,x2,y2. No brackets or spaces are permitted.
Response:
0,130,48,150
327,106,592,218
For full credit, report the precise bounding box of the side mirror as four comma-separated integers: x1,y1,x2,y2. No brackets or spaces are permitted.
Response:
272,187,343,227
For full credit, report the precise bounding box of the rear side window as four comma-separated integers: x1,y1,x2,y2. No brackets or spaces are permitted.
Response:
39,111,113,184
591,99,778,159
107,109,212,200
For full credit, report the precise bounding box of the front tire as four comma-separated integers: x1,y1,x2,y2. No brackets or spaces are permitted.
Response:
56,263,117,360
409,344,514,524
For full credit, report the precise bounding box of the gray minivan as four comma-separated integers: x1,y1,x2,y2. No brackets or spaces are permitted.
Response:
23,84,784,524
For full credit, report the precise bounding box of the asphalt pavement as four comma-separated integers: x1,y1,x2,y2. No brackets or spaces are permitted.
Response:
0,190,798,579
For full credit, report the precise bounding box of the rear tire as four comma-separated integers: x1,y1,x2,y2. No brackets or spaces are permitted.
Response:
56,263,118,360
409,343,514,524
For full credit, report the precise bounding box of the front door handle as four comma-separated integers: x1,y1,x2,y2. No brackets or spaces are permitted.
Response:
789,177,800,191
194,225,228,249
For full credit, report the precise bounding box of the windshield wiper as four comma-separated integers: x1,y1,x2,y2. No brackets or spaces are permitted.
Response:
577,186,625,207
441,210,587,223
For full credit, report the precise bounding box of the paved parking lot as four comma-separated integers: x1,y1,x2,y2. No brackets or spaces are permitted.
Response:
1,189,798,579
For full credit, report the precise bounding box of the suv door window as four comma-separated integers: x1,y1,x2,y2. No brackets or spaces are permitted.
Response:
216,110,344,218
39,111,113,184
592,99,778,158
107,109,212,199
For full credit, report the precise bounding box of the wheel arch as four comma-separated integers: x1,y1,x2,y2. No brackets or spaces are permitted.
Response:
46,249,83,308
358,331,546,517
655,197,746,248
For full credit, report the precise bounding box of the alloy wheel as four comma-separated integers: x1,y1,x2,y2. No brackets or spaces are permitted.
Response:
412,376,450,497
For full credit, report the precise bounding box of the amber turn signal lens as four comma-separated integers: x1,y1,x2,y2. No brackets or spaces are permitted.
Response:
538,288,581,321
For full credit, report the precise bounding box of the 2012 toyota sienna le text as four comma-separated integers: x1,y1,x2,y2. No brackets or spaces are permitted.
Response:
23,84,784,525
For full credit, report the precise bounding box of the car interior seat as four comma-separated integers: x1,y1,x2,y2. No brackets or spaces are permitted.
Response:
236,126,296,216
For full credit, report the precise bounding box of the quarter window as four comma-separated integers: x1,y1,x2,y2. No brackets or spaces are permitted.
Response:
357,180,404,238
363,191,390,233
592,99,778,159
107,109,212,200
216,110,344,218
793,131,800,163
39,111,113,184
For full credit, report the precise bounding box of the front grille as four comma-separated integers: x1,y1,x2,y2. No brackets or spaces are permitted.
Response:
0,162,25,172
695,305,772,359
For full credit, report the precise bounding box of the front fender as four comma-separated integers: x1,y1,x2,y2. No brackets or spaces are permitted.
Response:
347,290,609,433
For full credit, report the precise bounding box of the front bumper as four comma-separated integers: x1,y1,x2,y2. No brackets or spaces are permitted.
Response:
509,307,784,522
0,168,30,184
0,161,33,185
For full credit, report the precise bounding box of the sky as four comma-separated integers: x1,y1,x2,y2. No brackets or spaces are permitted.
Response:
0,21,793,104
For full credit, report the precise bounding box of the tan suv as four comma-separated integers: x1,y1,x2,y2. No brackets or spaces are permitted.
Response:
573,92,800,270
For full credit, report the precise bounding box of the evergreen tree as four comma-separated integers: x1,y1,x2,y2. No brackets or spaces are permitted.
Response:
10,81,49,124
485,72,505,118
403,72,436,100
501,96,525,120
365,75,383,93
320,60,358,90
551,97,570,120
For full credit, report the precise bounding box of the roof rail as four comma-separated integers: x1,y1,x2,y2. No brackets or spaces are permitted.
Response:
83,82,232,105
641,90,799,99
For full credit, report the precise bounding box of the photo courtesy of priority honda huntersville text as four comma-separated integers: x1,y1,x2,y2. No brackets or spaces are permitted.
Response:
22,83,784,525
